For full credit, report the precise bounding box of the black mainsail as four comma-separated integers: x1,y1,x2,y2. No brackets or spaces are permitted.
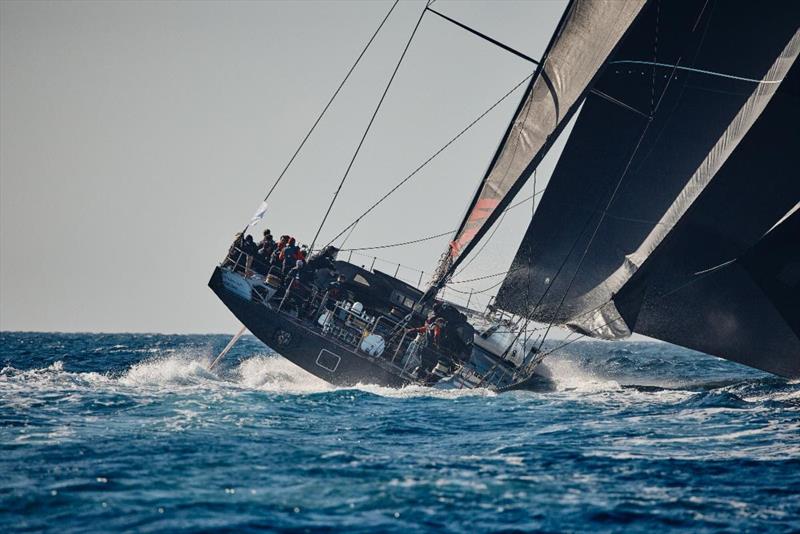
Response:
492,0,800,376
438,0,647,281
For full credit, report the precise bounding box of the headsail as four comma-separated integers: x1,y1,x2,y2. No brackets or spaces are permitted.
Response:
437,0,647,281
611,58,800,378
495,0,800,343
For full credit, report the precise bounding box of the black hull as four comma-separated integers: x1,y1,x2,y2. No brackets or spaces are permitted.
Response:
209,268,410,388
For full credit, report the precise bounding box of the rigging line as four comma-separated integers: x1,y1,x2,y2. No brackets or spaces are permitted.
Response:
536,59,684,352
515,248,755,377
342,184,543,255
257,0,399,207
533,312,622,364
338,219,359,249
425,7,539,65
521,175,537,348
523,171,537,348
309,2,429,253
692,258,736,277
340,229,454,252
510,188,545,210
524,13,707,348
440,0,580,285
445,278,504,295
617,2,714,181
590,88,650,120
655,257,739,300
504,202,601,340
347,250,425,274
450,270,512,284
608,60,786,85
324,72,533,248
649,0,661,115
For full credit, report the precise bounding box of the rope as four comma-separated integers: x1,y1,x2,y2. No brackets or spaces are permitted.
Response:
453,211,508,277
338,219,359,249
324,72,534,248
347,250,424,275
341,230,454,252
337,185,543,284
337,187,544,283
256,0,399,207
524,5,714,357
450,269,518,284
309,2,429,252
445,278,504,296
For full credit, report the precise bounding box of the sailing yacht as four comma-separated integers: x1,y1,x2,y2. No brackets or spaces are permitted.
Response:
210,0,800,389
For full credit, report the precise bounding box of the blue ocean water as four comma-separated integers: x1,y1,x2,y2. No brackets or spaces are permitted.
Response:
1,332,798,533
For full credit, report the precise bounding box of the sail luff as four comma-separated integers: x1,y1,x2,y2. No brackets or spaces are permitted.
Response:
444,0,575,268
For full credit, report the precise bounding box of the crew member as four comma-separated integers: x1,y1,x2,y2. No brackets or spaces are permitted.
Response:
242,234,258,276
258,229,275,257
270,235,288,268
281,237,299,272
324,274,345,311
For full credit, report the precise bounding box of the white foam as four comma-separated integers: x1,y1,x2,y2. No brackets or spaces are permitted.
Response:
539,357,622,393
235,355,333,394
354,382,496,400
119,353,219,388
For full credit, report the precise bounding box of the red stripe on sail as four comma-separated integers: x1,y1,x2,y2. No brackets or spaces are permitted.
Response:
450,198,500,258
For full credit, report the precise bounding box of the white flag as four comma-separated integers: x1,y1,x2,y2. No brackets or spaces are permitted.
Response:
249,201,268,227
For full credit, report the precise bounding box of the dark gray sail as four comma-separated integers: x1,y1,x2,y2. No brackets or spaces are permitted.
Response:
611,59,800,378
440,0,646,279
495,0,800,345
617,210,800,378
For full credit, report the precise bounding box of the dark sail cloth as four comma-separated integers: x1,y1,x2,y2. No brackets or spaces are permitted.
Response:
496,0,799,327
612,60,800,378
495,0,800,377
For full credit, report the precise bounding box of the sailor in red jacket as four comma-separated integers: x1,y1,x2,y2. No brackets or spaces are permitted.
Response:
407,315,445,347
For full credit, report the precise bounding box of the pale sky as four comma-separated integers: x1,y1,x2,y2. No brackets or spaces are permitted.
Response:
1,0,571,333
